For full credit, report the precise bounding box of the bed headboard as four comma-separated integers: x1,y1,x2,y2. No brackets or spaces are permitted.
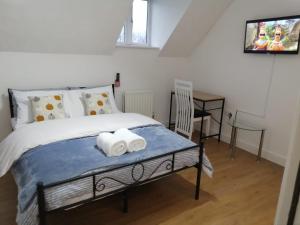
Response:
8,84,115,119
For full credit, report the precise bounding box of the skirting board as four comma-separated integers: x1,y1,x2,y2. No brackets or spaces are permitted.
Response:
168,120,286,167
205,124,286,166
219,132,286,166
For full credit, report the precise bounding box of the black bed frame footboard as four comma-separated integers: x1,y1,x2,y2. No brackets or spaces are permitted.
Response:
36,143,204,225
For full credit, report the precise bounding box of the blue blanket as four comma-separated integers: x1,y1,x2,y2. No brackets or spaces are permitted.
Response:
11,125,198,212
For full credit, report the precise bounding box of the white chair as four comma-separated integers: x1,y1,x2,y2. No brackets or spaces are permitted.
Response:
174,79,211,140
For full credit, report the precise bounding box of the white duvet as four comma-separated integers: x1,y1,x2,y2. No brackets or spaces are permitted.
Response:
0,113,160,177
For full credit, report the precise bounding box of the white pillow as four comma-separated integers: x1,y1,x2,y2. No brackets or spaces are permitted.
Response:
65,86,120,117
12,89,69,128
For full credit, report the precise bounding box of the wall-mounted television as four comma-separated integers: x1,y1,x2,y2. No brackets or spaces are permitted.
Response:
244,15,300,54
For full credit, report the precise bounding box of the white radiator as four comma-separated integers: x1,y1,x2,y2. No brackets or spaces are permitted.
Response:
124,90,154,118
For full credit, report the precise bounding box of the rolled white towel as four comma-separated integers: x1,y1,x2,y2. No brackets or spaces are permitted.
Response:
114,128,147,152
97,132,127,157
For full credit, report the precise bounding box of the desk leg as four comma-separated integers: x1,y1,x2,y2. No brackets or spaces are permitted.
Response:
218,99,225,142
257,130,265,161
230,127,238,159
168,92,173,129
199,102,205,142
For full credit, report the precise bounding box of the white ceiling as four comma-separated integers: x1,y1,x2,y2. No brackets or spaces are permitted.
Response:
0,0,131,54
159,0,234,57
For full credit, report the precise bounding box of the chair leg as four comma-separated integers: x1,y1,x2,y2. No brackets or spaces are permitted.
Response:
190,120,195,140
188,126,195,140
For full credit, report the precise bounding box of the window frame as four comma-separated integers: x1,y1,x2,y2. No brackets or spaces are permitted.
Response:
117,0,151,47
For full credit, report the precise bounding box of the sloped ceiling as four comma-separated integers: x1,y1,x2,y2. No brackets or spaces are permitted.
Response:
150,0,192,49
0,0,131,54
159,0,234,57
0,0,233,57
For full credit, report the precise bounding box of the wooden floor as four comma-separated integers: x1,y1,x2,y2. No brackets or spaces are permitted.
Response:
0,139,283,225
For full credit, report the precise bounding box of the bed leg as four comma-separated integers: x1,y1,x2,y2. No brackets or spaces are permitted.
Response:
195,142,204,200
122,190,128,213
37,182,47,225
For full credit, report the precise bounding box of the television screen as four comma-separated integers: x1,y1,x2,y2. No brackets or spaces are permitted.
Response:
244,15,300,54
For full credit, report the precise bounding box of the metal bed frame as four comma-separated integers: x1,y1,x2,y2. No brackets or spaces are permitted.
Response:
37,144,203,225
8,85,204,225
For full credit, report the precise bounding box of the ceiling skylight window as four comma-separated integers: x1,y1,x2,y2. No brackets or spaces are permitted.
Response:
117,0,150,46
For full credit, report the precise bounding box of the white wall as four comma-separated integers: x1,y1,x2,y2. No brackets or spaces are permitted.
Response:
187,0,300,165
0,48,189,140
150,0,192,48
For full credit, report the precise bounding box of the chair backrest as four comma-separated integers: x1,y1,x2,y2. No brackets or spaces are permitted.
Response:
174,79,194,139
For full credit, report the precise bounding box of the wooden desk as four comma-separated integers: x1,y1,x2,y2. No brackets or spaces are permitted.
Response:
169,90,225,142
192,91,225,102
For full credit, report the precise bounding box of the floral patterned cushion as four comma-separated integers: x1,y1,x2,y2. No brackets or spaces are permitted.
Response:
82,92,112,116
30,95,67,122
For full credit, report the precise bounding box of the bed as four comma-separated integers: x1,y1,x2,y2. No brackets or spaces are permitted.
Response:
0,85,211,225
